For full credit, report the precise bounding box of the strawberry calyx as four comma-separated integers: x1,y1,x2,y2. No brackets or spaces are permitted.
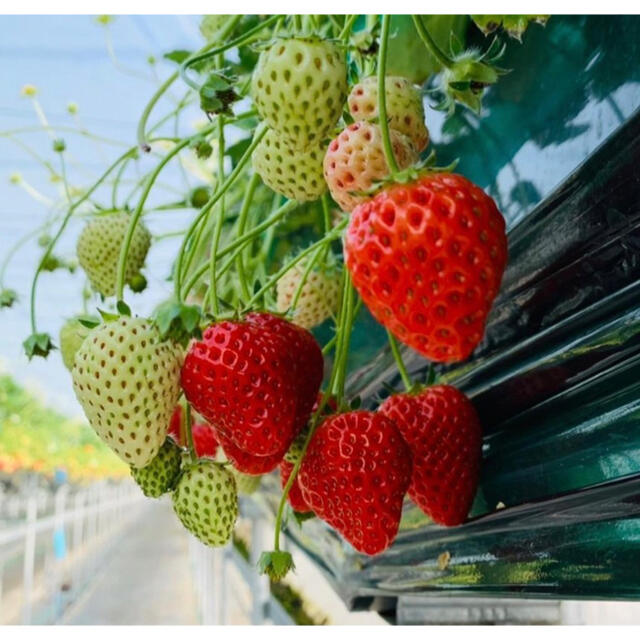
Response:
154,300,204,347
0,288,17,308
23,332,56,360
349,152,459,204
258,550,295,582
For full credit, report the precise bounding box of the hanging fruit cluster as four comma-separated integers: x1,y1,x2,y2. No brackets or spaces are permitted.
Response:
2,14,547,580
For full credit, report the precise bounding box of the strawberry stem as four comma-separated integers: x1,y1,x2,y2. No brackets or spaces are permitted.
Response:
339,15,359,42
411,15,454,70
387,330,413,392
28,146,138,335
184,403,196,463
235,173,261,303
241,219,348,312
377,15,399,175
174,124,267,304
332,273,357,406
116,123,217,304
208,114,226,316
180,199,298,301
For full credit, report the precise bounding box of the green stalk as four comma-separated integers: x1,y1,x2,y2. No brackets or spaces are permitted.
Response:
28,147,137,333
179,15,281,91
272,268,353,551
235,172,261,302
331,275,357,405
184,404,197,463
338,14,359,41
242,219,348,311
411,15,454,69
378,15,399,174
208,115,226,315
137,15,245,150
179,174,292,302
174,125,267,302
387,330,412,392
116,123,217,302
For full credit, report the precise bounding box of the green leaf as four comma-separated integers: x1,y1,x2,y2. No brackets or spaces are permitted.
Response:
226,137,252,167
163,50,192,65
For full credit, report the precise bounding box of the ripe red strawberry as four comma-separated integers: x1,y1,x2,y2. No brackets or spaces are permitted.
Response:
379,385,482,526
167,406,219,458
181,320,298,457
216,427,285,475
245,312,323,432
280,460,312,513
345,173,507,362
299,411,411,555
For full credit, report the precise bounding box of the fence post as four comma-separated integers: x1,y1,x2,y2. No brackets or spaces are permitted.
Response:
52,485,69,619
21,494,38,625
250,516,270,625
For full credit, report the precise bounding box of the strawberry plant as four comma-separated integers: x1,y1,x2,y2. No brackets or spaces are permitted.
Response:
2,14,546,573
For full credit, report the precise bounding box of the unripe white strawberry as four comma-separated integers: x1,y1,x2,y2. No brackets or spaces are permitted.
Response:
253,129,326,202
348,76,429,152
276,260,341,329
172,461,238,547
59,316,93,371
72,316,182,468
77,212,151,298
324,121,418,212
231,469,262,495
252,37,347,150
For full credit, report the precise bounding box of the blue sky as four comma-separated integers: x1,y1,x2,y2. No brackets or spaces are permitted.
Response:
0,16,207,415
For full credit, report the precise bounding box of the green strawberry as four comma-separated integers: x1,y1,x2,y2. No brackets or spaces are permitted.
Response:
77,212,151,298
252,37,347,150
131,437,182,498
347,75,429,152
72,316,182,468
59,316,96,371
232,469,262,495
172,460,238,547
252,129,327,202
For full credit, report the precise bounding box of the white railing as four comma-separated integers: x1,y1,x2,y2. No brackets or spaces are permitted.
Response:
0,479,145,624
188,500,294,625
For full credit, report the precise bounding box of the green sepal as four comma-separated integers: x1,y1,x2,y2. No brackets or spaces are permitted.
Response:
154,300,203,347
258,550,295,582
190,136,213,160
471,15,550,41
0,289,18,308
199,71,239,116
77,315,101,330
97,308,120,323
116,300,132,316
23,332,56,359
353,152,459,200
292,510,316,526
